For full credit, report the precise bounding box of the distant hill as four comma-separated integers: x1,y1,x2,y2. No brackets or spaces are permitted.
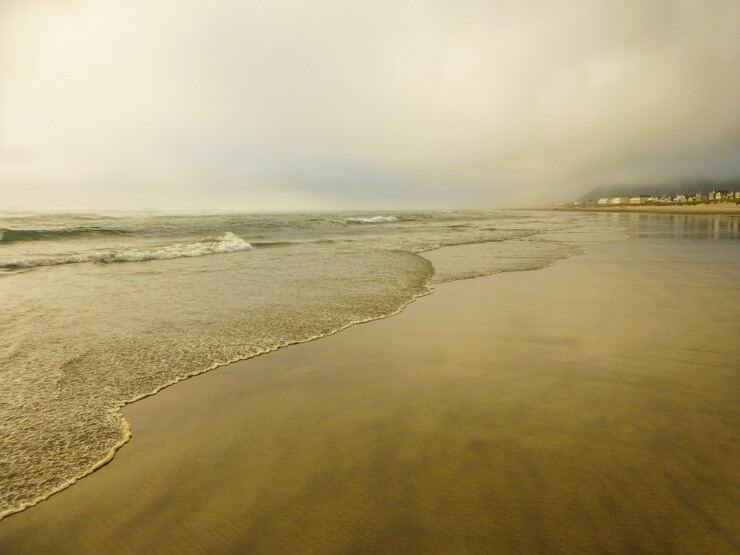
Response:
577,178,740,202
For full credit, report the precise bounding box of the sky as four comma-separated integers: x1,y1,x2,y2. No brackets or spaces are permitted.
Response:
1,0,739,211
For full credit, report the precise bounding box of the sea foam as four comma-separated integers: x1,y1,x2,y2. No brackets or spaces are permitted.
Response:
0,232,253,270
0,210,591,521
344,216,399,224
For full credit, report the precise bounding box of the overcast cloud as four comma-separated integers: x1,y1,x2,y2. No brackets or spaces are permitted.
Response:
1,0,739,210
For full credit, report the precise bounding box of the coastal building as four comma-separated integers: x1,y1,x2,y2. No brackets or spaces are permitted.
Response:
563,187,737,208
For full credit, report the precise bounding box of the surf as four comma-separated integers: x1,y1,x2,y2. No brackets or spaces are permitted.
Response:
0,232,253,270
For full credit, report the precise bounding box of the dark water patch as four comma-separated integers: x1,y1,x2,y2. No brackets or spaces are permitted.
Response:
0,227,129,243
251,241,298,249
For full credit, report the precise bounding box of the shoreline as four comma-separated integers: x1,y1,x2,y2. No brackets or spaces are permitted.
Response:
0,264,436,524
1,227,738,552
546,202,740,214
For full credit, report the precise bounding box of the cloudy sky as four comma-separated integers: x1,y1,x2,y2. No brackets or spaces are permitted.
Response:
1,0,739,210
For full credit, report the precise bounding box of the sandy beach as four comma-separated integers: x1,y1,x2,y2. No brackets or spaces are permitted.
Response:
1,232,738,553
3,0,740,551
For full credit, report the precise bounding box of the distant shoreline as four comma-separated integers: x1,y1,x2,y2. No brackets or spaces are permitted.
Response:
538,203,740,215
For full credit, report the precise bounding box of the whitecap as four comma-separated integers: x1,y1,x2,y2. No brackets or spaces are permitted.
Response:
344,216,399,224
0,232,253,270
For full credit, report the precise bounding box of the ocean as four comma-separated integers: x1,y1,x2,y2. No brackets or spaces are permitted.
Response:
0,209,592,518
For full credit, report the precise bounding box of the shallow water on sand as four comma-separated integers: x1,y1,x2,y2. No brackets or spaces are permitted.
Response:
0,212,736,553
1,210,588,519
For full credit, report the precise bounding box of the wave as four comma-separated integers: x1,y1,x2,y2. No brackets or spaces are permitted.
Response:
0,232,253,270
343,216,399,224
0,226,128,243
249,241,296,249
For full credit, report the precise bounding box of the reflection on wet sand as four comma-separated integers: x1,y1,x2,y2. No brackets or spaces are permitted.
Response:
0,216,737,553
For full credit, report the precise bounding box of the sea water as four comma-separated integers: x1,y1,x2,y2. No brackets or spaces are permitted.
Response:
2,209,730,519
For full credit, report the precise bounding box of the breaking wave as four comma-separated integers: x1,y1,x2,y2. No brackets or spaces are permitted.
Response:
1,232,253,270
343,216,399,224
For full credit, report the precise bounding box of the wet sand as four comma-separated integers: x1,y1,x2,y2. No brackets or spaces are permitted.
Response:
1,237,738,553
